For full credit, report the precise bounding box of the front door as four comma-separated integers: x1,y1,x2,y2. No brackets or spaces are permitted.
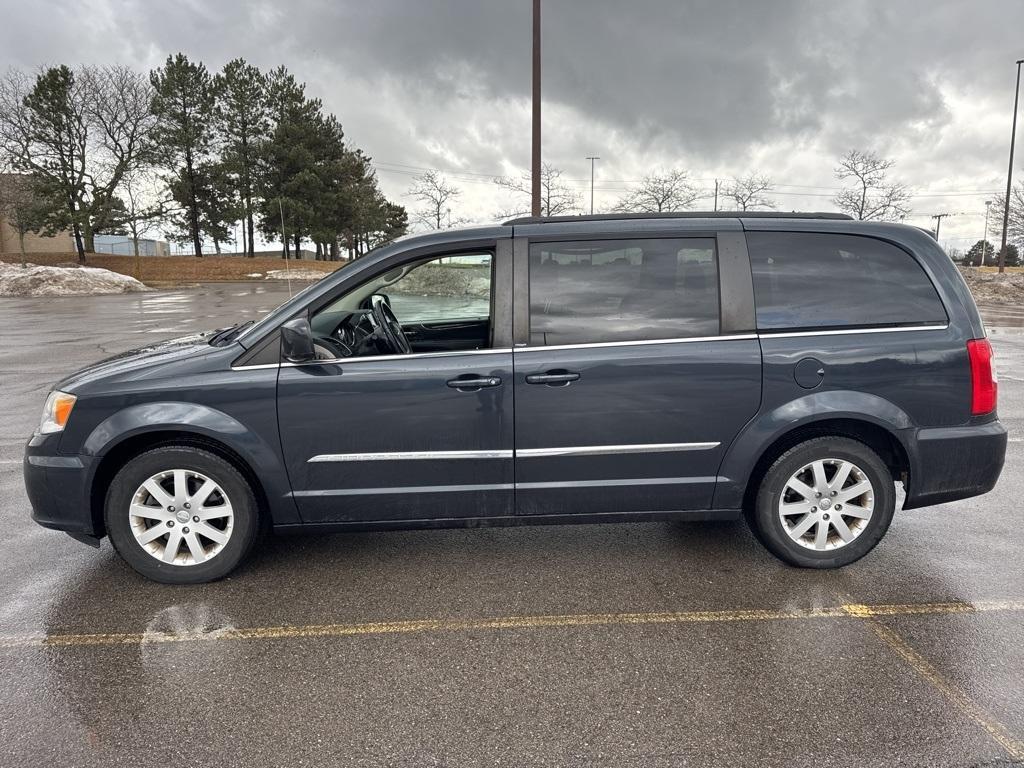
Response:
512,233,762,516
277,244,514,523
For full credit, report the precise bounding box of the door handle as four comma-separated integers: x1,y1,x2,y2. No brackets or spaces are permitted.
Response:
525,371,580,386
446,376,502,391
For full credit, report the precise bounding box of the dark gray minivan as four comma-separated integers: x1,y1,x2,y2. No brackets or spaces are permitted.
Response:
25,213,1006,583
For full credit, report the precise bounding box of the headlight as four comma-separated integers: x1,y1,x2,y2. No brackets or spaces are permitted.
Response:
39,391,77,434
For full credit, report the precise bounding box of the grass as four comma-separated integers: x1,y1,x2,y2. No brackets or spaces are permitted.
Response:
0,251,345,286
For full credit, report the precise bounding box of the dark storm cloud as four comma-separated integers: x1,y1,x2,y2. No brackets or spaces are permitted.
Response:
0,0,1021,238
4,0,1017,157
213,0,1004,158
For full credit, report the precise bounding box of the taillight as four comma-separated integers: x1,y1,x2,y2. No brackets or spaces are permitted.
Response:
967,338,997,415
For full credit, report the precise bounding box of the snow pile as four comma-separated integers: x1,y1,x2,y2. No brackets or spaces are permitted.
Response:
0,262,149,297
959,267,1024,305
264,268,327,281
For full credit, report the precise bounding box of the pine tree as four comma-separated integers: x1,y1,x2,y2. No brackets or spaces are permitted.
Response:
965,239,997,267
213,59,268,258
150,54,215,257
257,67,326,258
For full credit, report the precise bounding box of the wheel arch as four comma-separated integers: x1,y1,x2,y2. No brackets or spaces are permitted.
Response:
737,418,910,515
89,430,275,539
714,391,914,511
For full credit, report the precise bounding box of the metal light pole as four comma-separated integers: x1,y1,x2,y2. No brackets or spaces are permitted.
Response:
982,200,992,266
531,0,542,217
998,58,1023,273
586,156,600,214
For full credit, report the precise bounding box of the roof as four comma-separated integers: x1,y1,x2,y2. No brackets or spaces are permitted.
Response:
503,211,854,226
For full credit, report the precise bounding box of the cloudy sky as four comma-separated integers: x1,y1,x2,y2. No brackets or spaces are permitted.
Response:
1,0,1022,250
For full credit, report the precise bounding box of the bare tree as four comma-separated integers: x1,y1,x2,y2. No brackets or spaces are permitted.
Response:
83,66,158,242
110,169,169,277
0,67,89,260
0,65,157,261
0,173,52,266
614,169,701,213
990,182,1024,249
723,173,775,211
832,150,912,221
494,162,580,217
407,170,462,229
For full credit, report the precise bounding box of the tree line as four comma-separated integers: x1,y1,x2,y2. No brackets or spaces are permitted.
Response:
2,58,1022,267
411,150,1024,261
0,56,407,262
408,149,918,222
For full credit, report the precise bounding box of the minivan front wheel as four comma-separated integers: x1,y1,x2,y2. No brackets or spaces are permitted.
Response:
751,437,896,568
105,446,260,584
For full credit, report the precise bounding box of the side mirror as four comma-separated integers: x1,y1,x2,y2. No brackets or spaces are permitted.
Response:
281,317,315,363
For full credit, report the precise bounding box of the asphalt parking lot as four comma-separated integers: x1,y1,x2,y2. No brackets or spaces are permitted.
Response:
0,283,1022,768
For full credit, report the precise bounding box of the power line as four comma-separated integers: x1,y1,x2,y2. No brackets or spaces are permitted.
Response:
371,160,1004,208
374,160,1001,194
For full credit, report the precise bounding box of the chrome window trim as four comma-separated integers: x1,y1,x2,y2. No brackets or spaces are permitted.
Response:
757,324,949,340
514,334,757,352
307,442,718,463
233,324,949,370
232,347,513,371
230,362,282,371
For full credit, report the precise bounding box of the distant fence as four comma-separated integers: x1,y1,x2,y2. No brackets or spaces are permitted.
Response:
93,236,169,257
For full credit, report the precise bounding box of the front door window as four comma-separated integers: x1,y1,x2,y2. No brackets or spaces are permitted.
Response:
310,253,493,359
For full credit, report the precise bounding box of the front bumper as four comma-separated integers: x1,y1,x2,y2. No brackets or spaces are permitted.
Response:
24,432,101,540
903,420,1007,510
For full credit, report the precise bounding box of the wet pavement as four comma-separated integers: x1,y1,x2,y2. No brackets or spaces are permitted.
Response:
0,284,1022,767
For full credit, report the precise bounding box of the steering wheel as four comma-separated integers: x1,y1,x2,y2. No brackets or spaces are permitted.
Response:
370,294,412,354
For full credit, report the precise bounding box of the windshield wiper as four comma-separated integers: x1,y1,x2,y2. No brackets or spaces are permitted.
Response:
208,320,254,346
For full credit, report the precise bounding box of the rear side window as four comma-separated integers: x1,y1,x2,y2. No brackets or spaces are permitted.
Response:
747,232,947,331
528,238,719,346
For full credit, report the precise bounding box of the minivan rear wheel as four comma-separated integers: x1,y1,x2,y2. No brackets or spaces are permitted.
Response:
750,437,895,568
105,446,260,584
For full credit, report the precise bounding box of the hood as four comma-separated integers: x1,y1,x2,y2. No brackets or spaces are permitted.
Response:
55,332,222,392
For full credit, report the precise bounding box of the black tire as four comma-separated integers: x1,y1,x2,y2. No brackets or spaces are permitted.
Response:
105,446,260,584
748,436,896,568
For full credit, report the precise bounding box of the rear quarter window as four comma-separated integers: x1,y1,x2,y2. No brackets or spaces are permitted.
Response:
747,231,947,331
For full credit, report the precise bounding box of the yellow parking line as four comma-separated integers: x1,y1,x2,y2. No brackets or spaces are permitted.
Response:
842,599,1024,617
0,606,847,649
0,598,1021,650
2,597,1020,756
845,605,1024,761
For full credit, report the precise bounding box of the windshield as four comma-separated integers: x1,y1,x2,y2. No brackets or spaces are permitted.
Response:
234,272,342,346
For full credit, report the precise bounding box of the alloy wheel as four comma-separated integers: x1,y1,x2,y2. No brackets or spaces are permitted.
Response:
778,458,875,551
128,469,234,566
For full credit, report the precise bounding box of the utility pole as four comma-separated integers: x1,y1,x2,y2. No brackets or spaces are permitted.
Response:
982,200,993,266
998,58,1023,273
713,179,720,212
586,156,600,214
931,213,953,242
531,0,542,217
